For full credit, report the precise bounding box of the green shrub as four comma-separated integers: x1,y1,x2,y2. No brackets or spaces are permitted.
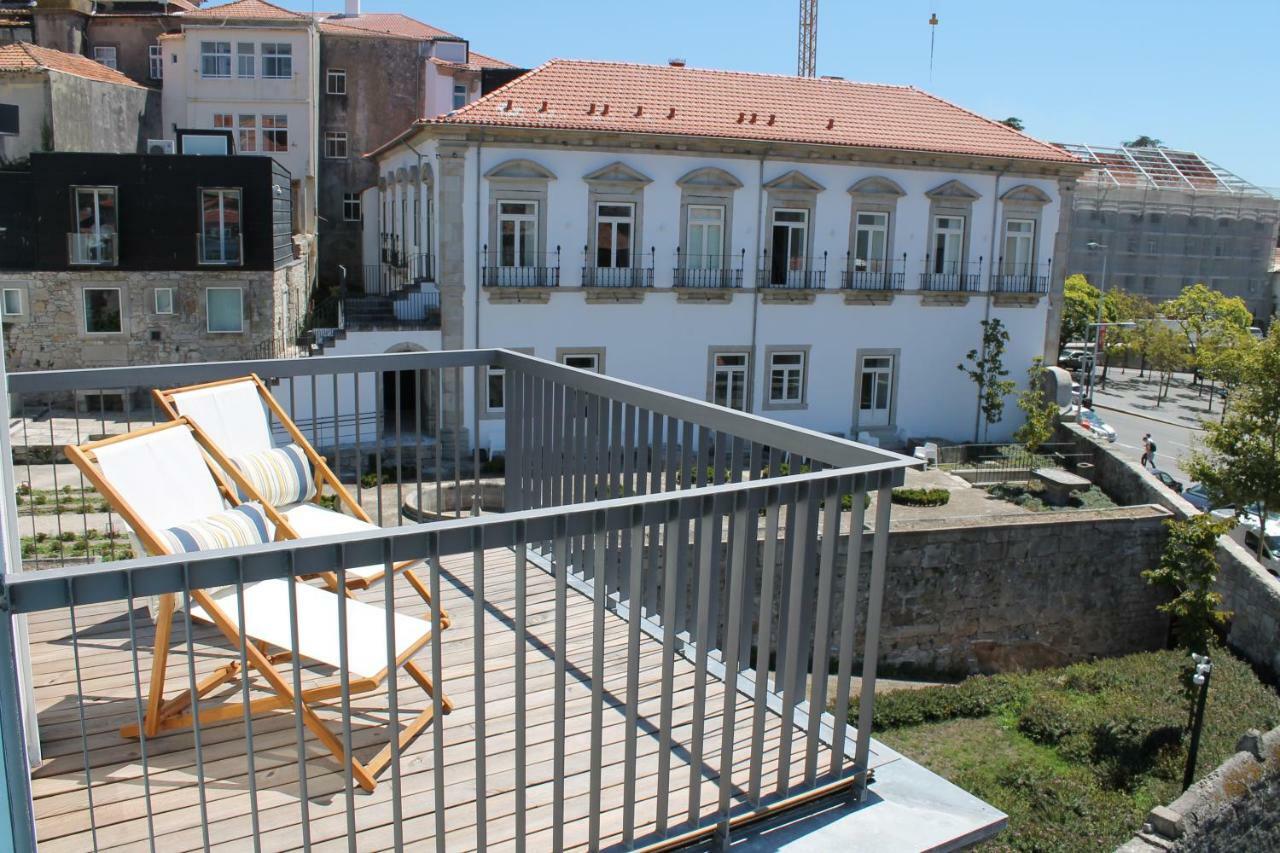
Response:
840,492,872,511
866,674,1029,729
360,472,380,489
890,487,950,507
33,494,47,506
56,530,77,542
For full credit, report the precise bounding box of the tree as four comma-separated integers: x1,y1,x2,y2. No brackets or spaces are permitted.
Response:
1124,135,1164,148
1106,291,1159,379
957,318,1017,442
1061,274,1117,347
1014,358,1057,453
1186,326,1280,562
1146,324,1189,405
1163,283,1252,354
1195,326,1256,415
1142,515,1233,654
999,117,1025,131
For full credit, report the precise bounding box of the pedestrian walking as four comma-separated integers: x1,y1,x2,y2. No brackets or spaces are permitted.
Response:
1140,434,1151,468
1147,437,1158,470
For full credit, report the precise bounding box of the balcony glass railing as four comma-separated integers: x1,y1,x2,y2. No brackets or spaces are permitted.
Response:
67,231,117,266
197,232,243,266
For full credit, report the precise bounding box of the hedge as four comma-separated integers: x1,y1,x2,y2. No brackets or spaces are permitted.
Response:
890,487,951,507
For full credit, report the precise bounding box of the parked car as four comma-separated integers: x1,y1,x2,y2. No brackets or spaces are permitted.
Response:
1210,503,1280,536
1076,408,1117,442
1243,529,1280,577
1058,350,1094,371
1181,482,1214,512
1151,469,1183,493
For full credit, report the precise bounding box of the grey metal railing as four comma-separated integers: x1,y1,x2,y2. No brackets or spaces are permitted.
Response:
0,349,914,850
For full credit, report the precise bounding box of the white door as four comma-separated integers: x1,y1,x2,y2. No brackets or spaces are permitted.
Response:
859,355,894,428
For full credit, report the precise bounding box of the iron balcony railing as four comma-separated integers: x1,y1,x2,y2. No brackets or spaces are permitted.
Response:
758,250,828,290
196,232,244,266
673,250,746,289
1,349,914,851
990,258,1052,294
481,245,561,288
66,231,118,266
919,257,983,292
581,247,655,288
842,253,907,292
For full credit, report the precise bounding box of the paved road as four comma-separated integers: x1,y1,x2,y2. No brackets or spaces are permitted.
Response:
1098,408,1199,486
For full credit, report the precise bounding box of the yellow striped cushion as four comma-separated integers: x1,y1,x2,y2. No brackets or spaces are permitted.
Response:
161,503,270,554
229,443,316,506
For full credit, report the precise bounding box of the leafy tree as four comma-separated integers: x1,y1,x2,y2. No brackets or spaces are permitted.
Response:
1107,293,1159,377
999,117,1025,131
1162,283,1252,352
1061,274,1117,347
1195,325,1256,415
957,318,1017,442
1142,515,1233,654
1014,358,1057,453
1186,326,1280,561
1146,324,1189,405
1123,135,1164,148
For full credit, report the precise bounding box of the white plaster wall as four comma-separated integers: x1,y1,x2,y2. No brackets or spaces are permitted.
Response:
0,76,48,163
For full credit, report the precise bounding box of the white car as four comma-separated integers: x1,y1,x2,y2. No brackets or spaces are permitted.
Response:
1077,408,1117,442
1211,503,1280,536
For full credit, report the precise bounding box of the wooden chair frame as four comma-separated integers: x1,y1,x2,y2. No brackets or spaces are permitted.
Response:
152,374,445,621
65,419,452,792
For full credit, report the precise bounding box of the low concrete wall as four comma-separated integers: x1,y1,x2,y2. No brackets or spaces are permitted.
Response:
1057,422,1280,680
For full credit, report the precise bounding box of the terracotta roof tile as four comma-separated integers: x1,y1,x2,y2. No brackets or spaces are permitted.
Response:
438,59,1078,164
317,13,453,39
467,50,514,70
186,0,308,21
0,42,147,89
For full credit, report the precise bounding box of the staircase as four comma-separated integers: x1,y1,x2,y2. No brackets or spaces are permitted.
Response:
301,256,442,356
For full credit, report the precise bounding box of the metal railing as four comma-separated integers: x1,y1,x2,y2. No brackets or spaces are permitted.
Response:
196,232,244,266
758,251,828,290
66,232,117,266
1,350,913,850
481,246,561,288
673,250,746,289
842,254,906,292
990,258,1052,294
937,441,1092,485
919,257,983,292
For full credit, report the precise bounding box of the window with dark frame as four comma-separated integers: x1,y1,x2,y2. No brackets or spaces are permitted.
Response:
560,353,601,373
198,188,242,265
71,186,117,265
486,366,505,412
342,193,361,222
83,288,122,334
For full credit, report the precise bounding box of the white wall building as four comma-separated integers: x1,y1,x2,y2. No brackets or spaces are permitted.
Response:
159,0,318,231
341,60,1086,453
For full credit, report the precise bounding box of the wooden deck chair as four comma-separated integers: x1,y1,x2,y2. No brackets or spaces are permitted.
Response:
152,375,443,619
65,420,452,792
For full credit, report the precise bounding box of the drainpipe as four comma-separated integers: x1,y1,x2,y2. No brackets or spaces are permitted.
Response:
973,165,1008,442
750,147,768,412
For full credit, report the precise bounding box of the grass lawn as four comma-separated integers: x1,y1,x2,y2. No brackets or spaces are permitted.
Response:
861,647,1280,851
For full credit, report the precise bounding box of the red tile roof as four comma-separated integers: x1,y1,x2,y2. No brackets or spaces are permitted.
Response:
0,42,147,89
436,59,1078,164
317,13,453,39
468,50,514,70
186,0,308,21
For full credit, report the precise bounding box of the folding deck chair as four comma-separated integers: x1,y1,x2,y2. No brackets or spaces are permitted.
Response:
152,375,442,614
65,419,452,792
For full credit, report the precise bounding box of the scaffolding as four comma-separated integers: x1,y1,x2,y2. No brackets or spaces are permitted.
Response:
1057,143,1274,198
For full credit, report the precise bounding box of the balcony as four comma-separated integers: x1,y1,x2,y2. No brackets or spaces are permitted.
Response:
672,252,745,289
990,259,1052,294
919,258,983,292
0,351,1003,851
580,266,653,288
757,251,828,290
67,231,117,266
842,254,907,292
481,247,562,289
197,232,244,266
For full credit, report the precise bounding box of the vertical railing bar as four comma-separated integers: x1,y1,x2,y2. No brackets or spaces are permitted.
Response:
715,493,752,842
687,493,715,825
804,477,842,785
66,582,100,852
655,511,681,835
619,404,637,600
395,368,404,528
428,536,447,853
741,441,764,668
551,519,569,850
588,517,606,848
284,550,312,845
381,538,404,848
853,479,893,802
332,373,341,517
504,368,520,514
749,485,782,804
776,480,812,798
452,365,462,518
708,431,729,652
678,420,694,632
179,567,212,852
19,397,36,554
472,366,482,514
415,368,424,526
514,526,528,853
335,548,357,850
472,529,488,848
434,369,443,524
621,507,644,847
123,574,159,853
830,474,867,778
232,560,262,853
47,407,65,564
374,367,385,526
609,399,624,596
354,371,364,510
97,392,108,561
309,373,320,455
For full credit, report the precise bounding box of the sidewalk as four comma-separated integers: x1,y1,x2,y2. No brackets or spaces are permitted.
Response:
1086,371,1216,431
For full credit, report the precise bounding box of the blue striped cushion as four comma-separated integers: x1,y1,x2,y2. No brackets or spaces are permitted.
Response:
229,443,316,506
161,503,270,554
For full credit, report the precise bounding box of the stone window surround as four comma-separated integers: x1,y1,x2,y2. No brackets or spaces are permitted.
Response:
153,286,175,315
924,179,982,275
847,176,907,273
1,281,29,320
996,184,1051,274
484,159,557,264
205,285,246,334
479,346,533,420
555,347,606,374
79,284,126,337
583,162,652,274
851,347,902,434
762,170,825,271
704,345,753,412
676,167,743,267
762,344,811,411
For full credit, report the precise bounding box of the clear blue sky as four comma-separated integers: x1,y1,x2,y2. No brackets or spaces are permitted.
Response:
302,0,1280,187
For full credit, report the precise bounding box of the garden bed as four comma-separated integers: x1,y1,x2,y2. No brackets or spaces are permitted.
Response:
987,481,1118,512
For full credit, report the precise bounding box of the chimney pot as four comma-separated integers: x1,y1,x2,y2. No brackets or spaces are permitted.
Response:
668,58,686,67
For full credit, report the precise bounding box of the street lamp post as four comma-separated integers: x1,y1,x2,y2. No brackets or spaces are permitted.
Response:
1085,241,1108,406
1182,653,1213,791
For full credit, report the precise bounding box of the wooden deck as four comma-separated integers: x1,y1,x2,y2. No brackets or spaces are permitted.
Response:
25,547,878,851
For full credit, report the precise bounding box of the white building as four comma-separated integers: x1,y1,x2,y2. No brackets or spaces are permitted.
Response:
342,60,1086,452
159,0,318,231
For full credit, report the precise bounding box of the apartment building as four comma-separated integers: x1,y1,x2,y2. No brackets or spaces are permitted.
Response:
0,150,307,379
1057,143,1280,323
335,60,1086,448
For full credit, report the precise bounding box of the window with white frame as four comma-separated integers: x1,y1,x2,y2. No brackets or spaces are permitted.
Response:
83,288,122,334
237,114,256,152
261,43,292,78
212,113,233,132
686,205,724,267
199,188,242,265
92,46,117,69
324,131,348,159
595,202,633,268
262,114,287,152
486,366,505,412
71,186,117,265
931,215,965,274
853,211,889,272
711,352,749,411
768,350,806,406
148,44,163,79
236,42,255,77
858,354,895,428
206,287,243,333
153,287,174,315
559,352,601,373
326,68,346,95
768,208,808,285
343,192,361,222
498,201,537,267
1002,219,1035,275
452,83,467,110
200,41,231,78
1,288,22,317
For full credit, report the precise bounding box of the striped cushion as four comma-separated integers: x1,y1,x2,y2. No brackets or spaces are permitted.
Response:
161,503,270,554
229,443,316,506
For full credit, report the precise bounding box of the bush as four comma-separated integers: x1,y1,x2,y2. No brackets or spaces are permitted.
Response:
890,487,950,507
840,492,872,511
867,674,1029,729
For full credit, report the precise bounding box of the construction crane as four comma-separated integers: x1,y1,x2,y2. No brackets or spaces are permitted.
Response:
797,0,818,77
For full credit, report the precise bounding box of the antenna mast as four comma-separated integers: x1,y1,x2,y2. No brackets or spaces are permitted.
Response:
798,0,818,77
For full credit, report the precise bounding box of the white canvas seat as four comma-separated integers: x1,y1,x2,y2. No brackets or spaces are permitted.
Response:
65,419,452,792
278,503,387,581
